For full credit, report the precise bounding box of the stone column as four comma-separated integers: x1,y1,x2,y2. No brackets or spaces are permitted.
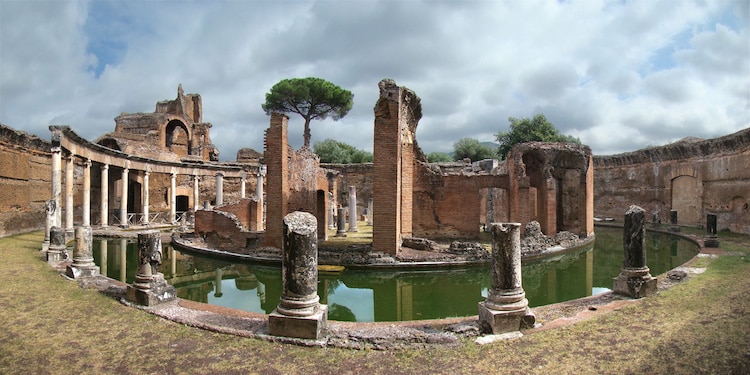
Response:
256,165,265,205
42,200,56,252
170,172,177,223
46,226,67,262
65,156,74,234
141,170,150,225
347,186,358,232
215,173,224,206
51,146,62,227
193,175,200,211
328,192,336,230
335,207,347,237
269,211,327,340
82,159,91,227
120,167,129,227
126,231,176,306
240,173,246,199
704,213,720,248
668,209,680,232
478,222,534,334
100,164,109,227
613,205,657,298
367,198,374,226
66,226,100,279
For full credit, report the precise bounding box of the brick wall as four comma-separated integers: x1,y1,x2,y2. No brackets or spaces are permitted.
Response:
262,113,289,248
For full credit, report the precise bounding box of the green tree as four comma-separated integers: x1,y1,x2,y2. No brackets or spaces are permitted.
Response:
262,77,354,149
453,138,497,162
427,152,453,163
496,114,580,159
313,139,373,164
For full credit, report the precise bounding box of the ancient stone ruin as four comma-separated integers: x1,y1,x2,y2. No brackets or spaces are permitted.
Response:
612,205,657,298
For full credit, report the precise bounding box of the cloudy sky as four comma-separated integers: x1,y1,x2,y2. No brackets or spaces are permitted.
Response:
1,0,748,160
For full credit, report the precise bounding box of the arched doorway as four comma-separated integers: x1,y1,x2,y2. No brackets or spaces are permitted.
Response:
165,120,191,157
671,175,701,226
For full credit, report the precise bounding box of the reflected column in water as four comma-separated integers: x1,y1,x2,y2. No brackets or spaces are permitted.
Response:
257,281,266,303
119,238,127,283
99,240,108,275
214,268,223,297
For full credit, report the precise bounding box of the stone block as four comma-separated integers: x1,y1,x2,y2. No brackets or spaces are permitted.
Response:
612,274,657,299
65,264,100,279
126,275,176,306
268,305,328,340
704,236,720,248
478,301,525,334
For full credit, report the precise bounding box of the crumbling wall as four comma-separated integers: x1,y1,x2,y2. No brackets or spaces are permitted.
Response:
594,128,750,233
194,209,258,250
0,124,51,236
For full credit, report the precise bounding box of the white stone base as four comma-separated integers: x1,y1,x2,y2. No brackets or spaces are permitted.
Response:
65,265,100,279
269,304,328,340
478,302,527,334
613,274,657,298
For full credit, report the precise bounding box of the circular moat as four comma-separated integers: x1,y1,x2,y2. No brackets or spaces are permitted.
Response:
91,226,699,322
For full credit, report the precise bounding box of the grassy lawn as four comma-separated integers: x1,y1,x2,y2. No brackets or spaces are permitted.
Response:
0,230,748,374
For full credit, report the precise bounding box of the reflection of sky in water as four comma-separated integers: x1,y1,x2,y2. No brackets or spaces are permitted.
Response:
208,280,263,313
326,284,374,322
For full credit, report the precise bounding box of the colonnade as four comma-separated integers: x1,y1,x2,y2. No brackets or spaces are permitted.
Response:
49,144,263,230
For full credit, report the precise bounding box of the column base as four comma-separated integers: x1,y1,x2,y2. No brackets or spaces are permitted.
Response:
126,274,176,306
41,241,50,252
335,231,347,237
613,272,657,298
668,225,680,232
704,236,720,248
478,301,534,334
269,304,328,340
65,264,100,279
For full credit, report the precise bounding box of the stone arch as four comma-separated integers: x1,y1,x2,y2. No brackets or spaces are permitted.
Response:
730,196,748,212
165,120,191,157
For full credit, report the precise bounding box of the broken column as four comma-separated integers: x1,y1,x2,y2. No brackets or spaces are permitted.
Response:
668,209,680,232
704,213,720,248
126,231,176,306
42,200,56,252
65,226,100,279
46,226,67,262
269,211,327,340
328,192,336,230
613,205,657,298
478,222,534,334
335,207,347,237
347,186,358,232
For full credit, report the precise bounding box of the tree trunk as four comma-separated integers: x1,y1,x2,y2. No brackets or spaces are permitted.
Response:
303,117,312,149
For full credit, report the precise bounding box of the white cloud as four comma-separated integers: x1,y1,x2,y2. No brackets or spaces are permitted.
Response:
0,0,747,161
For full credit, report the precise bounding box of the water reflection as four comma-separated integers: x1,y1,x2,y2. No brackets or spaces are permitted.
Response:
91,227,698,322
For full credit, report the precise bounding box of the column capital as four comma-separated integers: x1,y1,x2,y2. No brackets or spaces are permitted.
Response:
84,158,92,168
51,146,62,154
101,163,109,171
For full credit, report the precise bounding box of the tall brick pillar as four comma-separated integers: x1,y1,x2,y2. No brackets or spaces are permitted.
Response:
372,79,421,255
263,113,290,248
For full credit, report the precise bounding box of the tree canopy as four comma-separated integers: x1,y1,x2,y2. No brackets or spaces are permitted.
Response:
453,138,497,162
262,77,354,149
496,114,580,159
313,139,372,164
426,151,453,163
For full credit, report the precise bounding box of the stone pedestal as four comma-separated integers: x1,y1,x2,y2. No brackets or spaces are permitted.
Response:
269,212,327,340
704,213,720,248
47,226,67,262
613,205,657,298
66,226,100,279
126,231,176,306
478,223,534,334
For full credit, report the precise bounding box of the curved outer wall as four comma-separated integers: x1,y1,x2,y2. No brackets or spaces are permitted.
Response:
593,127,750,234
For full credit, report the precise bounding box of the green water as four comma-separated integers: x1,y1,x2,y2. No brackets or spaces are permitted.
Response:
92,227,699,322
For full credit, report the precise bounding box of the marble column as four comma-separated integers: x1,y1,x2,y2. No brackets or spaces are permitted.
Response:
170,172,177,223
51,146,62,227
82,159,91,227
192,175,200,211
367,198,374,226
215,173,224,206
335,207,347,237
240,173,247,199
347,186,358,232
100,164,109,227
142,170,150,225
328,192,336,230
120,167,129,227
269,211,327,340
42,200,56,252
65,156,74,233
478,222,534,334
66,226,100,279
613,205,657,298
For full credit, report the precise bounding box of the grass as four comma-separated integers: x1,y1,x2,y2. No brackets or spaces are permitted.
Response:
0,230,748,374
